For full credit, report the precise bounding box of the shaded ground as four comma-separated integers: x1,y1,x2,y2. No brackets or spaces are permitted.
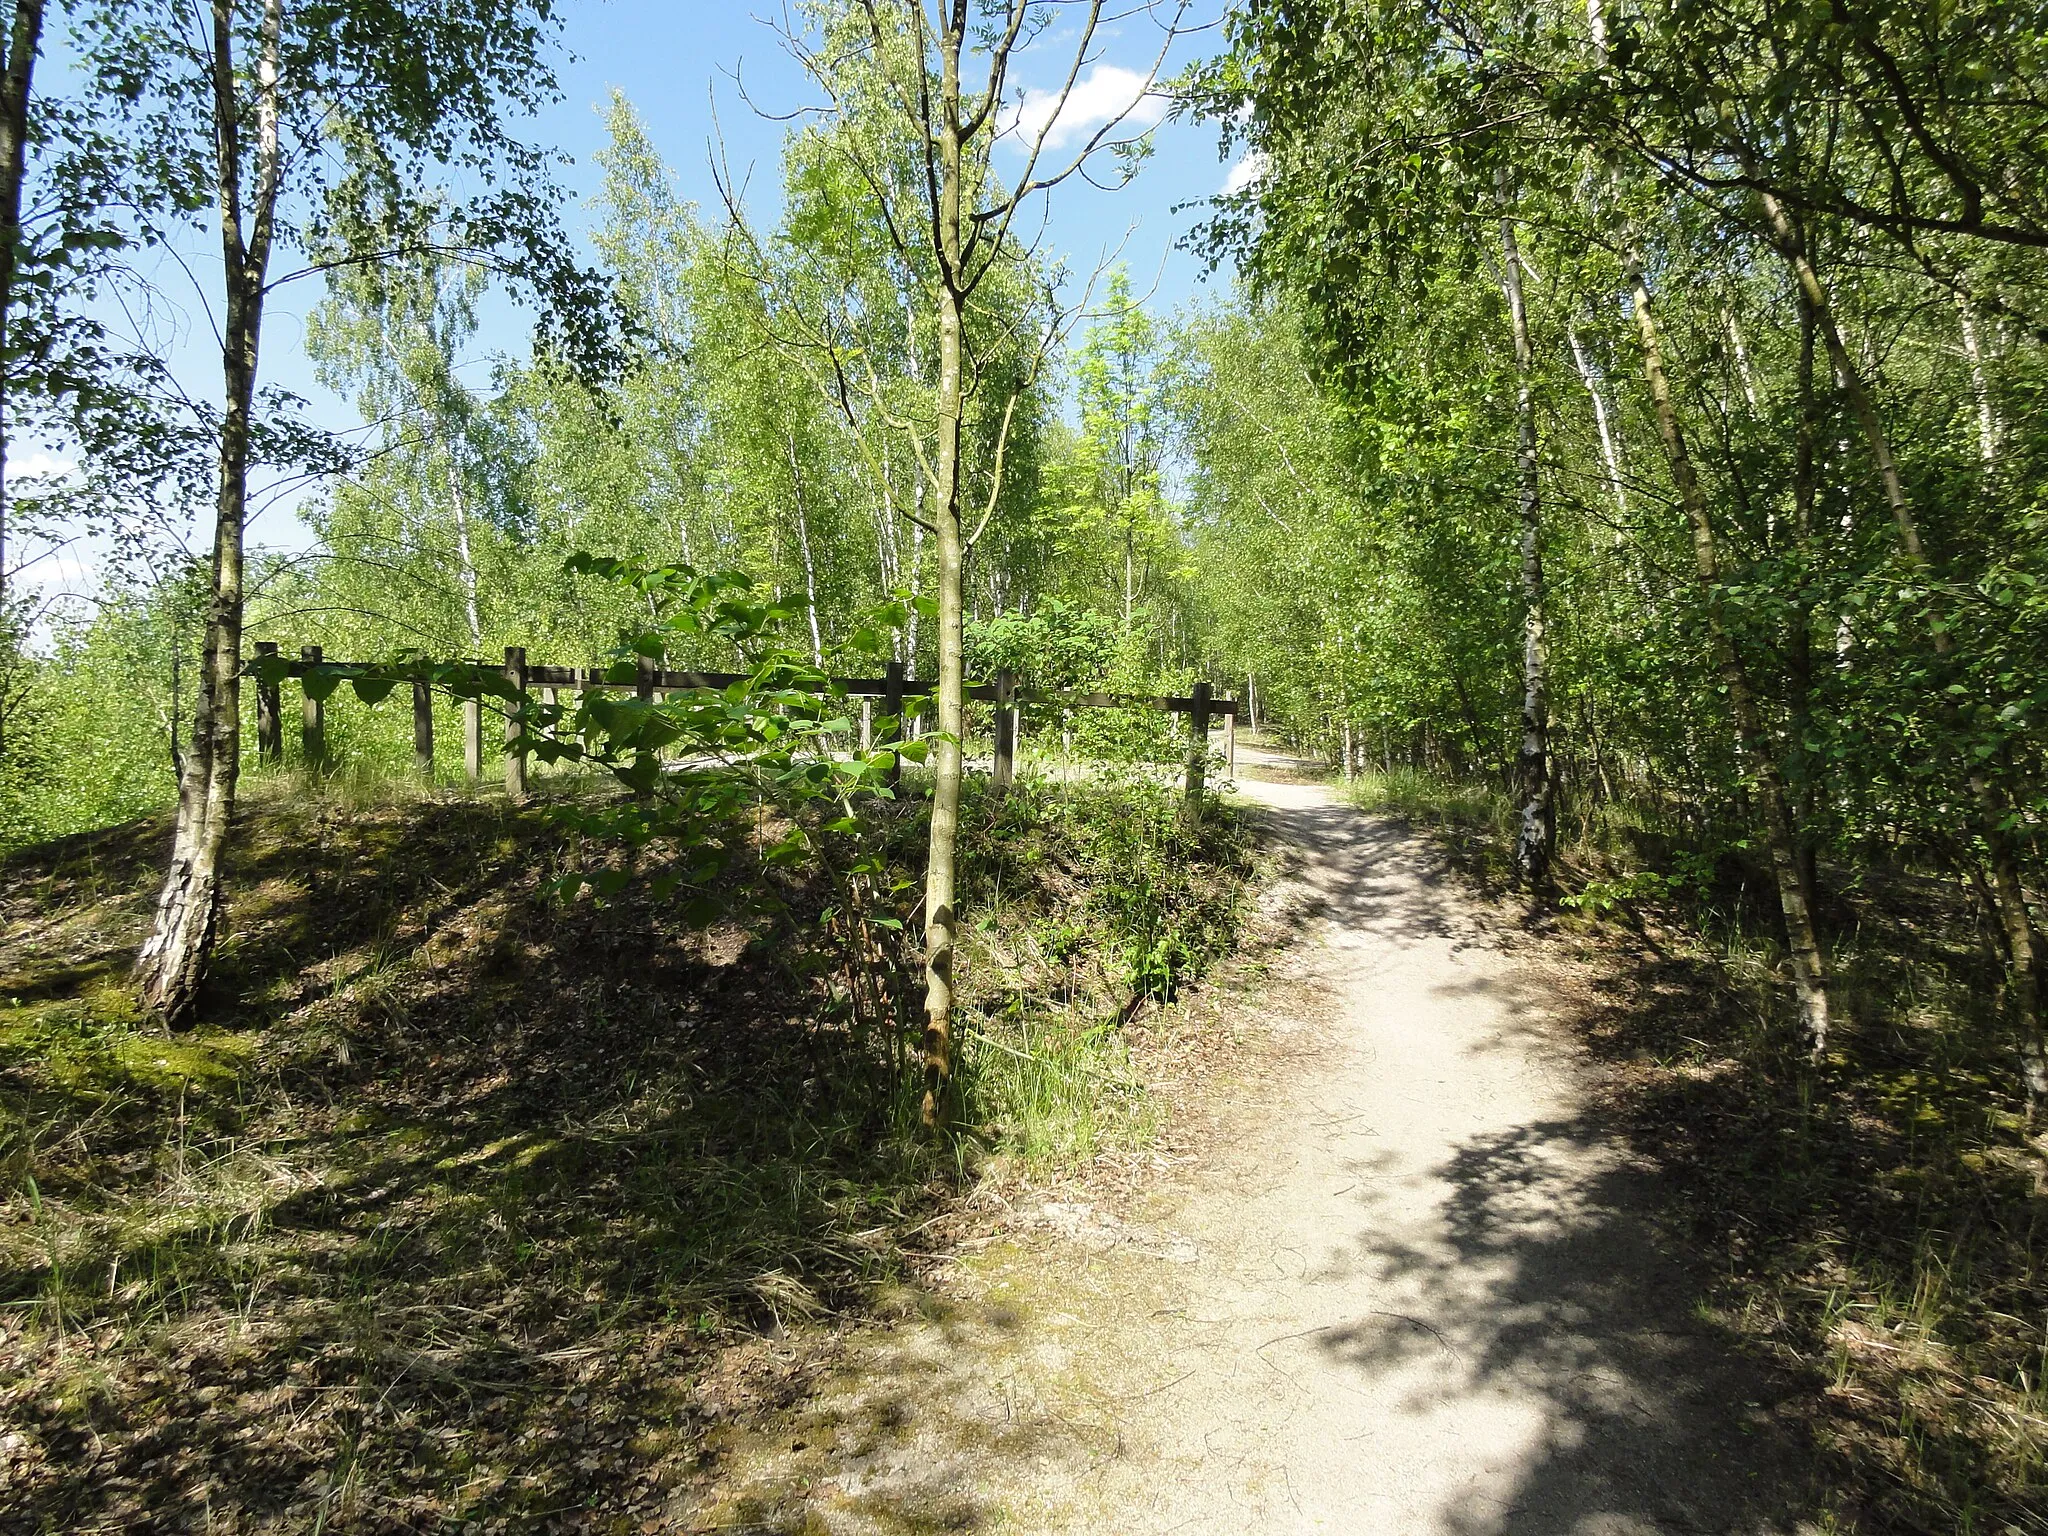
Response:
685,745,1825,1533
0,772,1251,1533
1346,754,2048,1529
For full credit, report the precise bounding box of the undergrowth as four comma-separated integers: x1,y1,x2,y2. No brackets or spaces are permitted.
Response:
1342,763,2048,1532
0,765,1251,1533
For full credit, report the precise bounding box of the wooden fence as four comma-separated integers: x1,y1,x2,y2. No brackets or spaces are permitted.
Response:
249,642,1238,806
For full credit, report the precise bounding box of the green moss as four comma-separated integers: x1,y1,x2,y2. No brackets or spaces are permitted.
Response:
0,999,254,1096
107,1029,254,1090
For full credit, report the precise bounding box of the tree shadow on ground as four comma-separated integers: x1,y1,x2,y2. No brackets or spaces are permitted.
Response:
0,785,947,1534
1566,913,2048,1533
0,772,1253,1535
1246,800,1827,1532
1306,788,2048,1530
1321,1112,1822,1534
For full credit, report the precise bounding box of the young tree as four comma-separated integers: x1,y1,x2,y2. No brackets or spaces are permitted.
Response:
0,0,45,625
754,1,1189,1127
306,256,526,655
1071,268,1172,630
1496,182,1553,895
91,0,610,1025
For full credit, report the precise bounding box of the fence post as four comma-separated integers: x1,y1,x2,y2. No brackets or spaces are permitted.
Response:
883,659,905,792
300,645,325,770
254,641,281,763
463,689,483,783
992,668,1015,789
636,652,656,705
1182,679,1211,829
412,679,434,781
503,646,528,798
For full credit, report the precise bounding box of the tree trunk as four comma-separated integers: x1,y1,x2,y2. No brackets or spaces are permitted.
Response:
1788,289,1823,924
137,0,282,1026
918,21,968,1131
1748,183,2046,1098
1956,294,2002,471
1567,324,1628,529
1498,188,1553,897
0,0,44,760
786,425,825,665
1629,252,1832,1056
445,457,483,648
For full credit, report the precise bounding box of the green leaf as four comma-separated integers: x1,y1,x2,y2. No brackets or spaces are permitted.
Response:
302,670,345,704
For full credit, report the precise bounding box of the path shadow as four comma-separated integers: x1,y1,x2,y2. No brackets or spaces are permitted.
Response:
1242,788,1826,1532
1317,1113,1820,1534
1253,799,1502,950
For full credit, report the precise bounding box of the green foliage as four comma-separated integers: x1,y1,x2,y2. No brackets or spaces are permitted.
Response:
952,771,1253,1158
0,575,205,850
525,555,906,919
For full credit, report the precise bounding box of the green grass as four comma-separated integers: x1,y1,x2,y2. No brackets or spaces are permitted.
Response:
1344,765,1515,834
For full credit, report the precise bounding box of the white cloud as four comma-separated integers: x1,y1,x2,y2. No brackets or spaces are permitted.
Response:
6,449,76,481
1000,64,1166,153
25,547,93,585
1220,152,1268,196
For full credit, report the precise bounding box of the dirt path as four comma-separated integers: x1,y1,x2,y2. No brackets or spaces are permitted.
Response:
699,748,1818,1534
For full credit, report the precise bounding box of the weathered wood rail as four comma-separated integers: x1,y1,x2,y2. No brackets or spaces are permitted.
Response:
250,642,1237,811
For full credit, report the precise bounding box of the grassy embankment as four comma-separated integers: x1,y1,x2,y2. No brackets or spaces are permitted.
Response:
1341,760,2048,1532
0,764,1252,1532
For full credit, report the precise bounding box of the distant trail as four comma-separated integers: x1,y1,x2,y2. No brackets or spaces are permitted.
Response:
705,742,1816,1535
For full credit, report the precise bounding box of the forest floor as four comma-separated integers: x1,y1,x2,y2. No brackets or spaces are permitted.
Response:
13,745,2020,1532
683,744,1830,1534
0,767,1257,1535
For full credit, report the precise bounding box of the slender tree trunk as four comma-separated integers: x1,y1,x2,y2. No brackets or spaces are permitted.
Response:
0,0,44,762
1629,252,1832,1055
1567,324,1628,529
1787,292,1823,922
1723,306,1763,413
137,0,282,1026
445,458,483,648
906,502,924,663
786,426,825,665
1498,187,1553,897
1748,183,2046,1098
1956,295,2002,471
918,21,968,1131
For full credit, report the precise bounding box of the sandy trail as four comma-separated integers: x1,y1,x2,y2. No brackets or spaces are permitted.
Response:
706,747,1815,1534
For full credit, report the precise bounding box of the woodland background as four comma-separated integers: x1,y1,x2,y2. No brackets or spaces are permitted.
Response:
5,0,2048,1528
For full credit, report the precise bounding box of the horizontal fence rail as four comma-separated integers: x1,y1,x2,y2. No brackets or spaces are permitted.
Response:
248,643,1238,813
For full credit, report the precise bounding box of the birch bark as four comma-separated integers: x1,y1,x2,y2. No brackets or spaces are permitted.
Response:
1498,184,1553,896
0,0,42,638
139,0,285,1024
1747,182,2046,1099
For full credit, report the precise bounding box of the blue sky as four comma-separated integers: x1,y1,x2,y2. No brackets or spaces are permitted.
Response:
535,3,1244,305
253,1,1245,416
27,2,1248,608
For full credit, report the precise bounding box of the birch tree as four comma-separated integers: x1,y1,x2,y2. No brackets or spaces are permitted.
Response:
750,0,1189,1127
90,0,610,1025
